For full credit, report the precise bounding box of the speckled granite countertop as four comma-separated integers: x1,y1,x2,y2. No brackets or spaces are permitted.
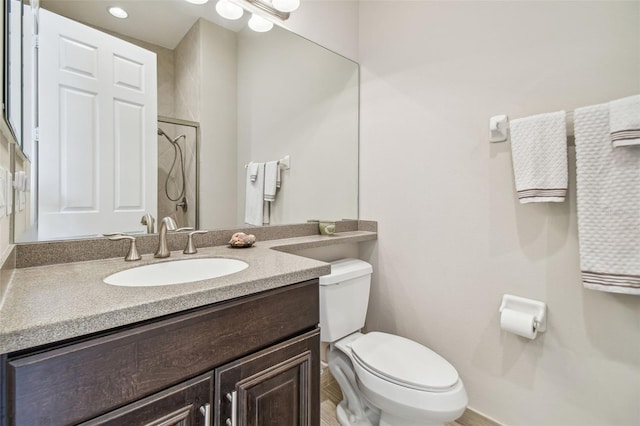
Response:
0,231,376,354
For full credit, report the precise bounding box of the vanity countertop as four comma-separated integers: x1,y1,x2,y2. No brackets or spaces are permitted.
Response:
0,231,376,354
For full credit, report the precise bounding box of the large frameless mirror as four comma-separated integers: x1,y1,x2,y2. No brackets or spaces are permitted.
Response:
7,0,359,243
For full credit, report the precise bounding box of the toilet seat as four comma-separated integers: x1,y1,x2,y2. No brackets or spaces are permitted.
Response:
350,332,459,392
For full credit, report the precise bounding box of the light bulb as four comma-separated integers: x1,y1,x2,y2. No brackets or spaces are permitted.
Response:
215,0,244,20
248,13,273,32
272,0,300,13
108,6,128,19
184,0,209,4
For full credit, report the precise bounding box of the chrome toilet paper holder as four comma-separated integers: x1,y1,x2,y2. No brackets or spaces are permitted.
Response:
499,294,547,333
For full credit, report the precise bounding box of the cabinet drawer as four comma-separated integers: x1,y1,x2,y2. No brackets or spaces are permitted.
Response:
6,280,319,425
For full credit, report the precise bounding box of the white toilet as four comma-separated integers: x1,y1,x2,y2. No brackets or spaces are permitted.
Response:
320,259,468,426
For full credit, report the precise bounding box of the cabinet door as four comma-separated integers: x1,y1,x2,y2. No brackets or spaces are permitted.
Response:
215,330,320,426
81,373,213,426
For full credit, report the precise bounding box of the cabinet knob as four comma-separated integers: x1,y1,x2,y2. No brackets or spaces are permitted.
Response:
199,403,211,426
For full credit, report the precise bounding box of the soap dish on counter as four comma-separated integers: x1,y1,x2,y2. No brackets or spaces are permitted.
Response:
228,232,256,248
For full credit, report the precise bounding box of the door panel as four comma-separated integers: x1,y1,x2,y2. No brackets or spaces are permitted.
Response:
59,86,98,211
243,352,308,425
216,330,320,426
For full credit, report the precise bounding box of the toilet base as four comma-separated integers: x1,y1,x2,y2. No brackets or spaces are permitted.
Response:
337,400,446,426
337,401,376,426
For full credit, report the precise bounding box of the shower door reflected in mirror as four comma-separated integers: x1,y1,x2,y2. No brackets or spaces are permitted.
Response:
157,117,199,230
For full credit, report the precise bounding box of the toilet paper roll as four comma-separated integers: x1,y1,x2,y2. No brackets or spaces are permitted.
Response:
500,309,537,339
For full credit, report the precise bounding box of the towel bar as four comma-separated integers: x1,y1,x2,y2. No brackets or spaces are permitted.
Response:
243,155,291,169
490,112,575,145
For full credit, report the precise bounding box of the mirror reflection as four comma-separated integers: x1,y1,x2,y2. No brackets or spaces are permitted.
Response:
12,0,359,242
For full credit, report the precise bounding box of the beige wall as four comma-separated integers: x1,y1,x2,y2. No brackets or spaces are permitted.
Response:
0,129,11,258
173,19,238,230
283,0,359,61
358,1,640,425
236,26,359,225
199,19,238,229
174,21,201,124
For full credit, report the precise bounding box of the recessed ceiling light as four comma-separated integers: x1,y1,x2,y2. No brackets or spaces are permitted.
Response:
185,0,209,4
108,6,128,19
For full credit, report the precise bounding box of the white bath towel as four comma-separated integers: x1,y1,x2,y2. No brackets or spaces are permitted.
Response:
574,103,640,295
264,161,279,202
609,95,640,148
510,111,568,203
244,162,264,226
263,201,270,225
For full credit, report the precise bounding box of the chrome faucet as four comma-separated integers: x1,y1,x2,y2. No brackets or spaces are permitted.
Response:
140,213,155,234
155,217,177,258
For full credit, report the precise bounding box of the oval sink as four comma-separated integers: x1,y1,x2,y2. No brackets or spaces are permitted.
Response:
104,258,248,287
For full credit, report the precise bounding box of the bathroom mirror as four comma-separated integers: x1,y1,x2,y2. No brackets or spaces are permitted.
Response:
11,0,359,242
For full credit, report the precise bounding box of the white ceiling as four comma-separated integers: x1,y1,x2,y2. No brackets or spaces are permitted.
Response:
40,0,248,50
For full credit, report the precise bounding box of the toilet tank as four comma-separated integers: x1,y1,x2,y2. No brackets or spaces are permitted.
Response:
319,258,373,343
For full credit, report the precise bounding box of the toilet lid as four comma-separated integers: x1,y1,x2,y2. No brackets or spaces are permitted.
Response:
350,332,459,392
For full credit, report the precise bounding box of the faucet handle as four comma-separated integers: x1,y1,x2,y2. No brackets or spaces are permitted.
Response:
176,227,194,233
184,230,208,254
140,214,155,234
105,234,142,261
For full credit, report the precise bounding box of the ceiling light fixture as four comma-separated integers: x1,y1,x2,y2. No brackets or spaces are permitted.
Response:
272,0,299,13
184,0,209,4
216,0,291,23
248,13,274,32
215,0,244,20
108,6,128,19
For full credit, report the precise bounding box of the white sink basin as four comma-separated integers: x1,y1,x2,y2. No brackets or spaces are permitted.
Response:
104,258,249,287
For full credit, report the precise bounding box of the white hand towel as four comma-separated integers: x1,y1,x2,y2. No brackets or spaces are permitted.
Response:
609,94,640,148
244,162,264,226
248,162,259,182
510,111,568,203
264,161,279,202
574,103,640,295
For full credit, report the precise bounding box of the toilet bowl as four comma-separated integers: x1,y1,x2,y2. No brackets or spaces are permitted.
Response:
320,259,468,426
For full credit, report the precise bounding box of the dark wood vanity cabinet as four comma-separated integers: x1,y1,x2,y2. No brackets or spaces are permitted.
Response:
1,280,320,426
